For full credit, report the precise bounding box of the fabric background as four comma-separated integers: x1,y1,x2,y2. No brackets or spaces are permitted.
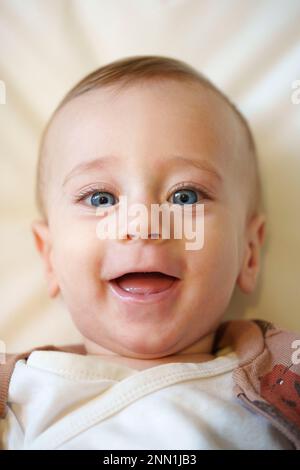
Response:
0,0,299,352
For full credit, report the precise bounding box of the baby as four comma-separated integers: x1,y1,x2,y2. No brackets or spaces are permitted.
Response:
0,55,299,450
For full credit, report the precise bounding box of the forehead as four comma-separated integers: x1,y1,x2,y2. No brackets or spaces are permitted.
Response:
43,80,243,184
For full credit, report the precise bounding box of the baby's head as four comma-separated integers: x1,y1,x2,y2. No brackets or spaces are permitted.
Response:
32,55,266,359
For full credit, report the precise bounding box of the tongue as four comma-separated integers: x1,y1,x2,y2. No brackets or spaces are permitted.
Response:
115,272,176,295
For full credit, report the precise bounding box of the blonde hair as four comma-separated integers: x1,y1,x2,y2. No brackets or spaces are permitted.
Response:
36,54,262,220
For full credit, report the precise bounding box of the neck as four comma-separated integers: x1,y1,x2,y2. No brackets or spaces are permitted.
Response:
83,332,216,371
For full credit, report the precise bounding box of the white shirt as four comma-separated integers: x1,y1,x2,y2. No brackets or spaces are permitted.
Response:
0,348,293,450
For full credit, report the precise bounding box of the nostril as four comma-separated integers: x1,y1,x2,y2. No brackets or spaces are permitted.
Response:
126,233,161,240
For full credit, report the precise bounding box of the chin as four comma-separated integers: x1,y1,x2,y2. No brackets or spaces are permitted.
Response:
112,329,180,358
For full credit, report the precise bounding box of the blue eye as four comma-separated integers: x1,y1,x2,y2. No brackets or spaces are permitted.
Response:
89,191,116,207
171,189,198,205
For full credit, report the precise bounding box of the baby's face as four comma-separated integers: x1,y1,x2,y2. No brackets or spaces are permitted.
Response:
33,80,262,358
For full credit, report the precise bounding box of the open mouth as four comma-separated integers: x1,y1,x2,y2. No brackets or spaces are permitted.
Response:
110,272,178,296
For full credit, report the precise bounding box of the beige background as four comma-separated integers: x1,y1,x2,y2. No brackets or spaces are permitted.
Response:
0,0,299,353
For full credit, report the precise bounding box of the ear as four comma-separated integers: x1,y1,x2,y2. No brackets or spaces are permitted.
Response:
236,213,266,294
31,220,60,298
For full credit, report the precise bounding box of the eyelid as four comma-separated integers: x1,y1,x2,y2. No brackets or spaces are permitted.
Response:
166,181,212,201
73,182,119,202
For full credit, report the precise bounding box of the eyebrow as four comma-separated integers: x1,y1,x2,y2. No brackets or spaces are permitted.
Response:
168,155,223,183
62,154,223,186
63,155,120,186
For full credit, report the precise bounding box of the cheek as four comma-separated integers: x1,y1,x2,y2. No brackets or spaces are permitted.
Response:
51,221,105,294
185,213,240,294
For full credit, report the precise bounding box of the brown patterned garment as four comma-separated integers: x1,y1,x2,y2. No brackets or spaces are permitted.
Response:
1,319,299,449
213,319,300,449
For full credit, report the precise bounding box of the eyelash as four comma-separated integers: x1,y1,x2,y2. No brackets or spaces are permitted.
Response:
73,182,211,206
74,183,116,202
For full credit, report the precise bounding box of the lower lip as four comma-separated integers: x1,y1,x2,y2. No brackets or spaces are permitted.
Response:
108,278,181,304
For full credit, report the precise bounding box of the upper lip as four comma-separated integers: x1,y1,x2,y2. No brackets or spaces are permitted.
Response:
106,263,182,281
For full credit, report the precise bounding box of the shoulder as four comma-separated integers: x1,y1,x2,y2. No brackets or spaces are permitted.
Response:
215,319,300,449
0,343,86,419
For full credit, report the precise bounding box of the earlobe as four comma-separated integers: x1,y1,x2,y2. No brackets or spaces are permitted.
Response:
236,213,266,294
31,220,60,298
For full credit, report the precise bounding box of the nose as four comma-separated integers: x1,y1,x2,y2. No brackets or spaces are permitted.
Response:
118,196,166,243
123,209,164,242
